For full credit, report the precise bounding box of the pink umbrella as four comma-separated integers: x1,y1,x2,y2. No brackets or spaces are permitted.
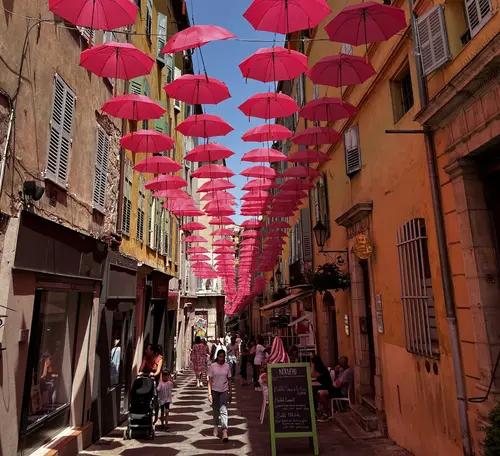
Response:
189,254,210,261
241,166,277,179
242,191,270,201
145,175,187,190
300,97,357,122
201,191,235,202
242,124,293,142
241,220,262,228
134,156,181,174
120,129,174,153
288,150,330,163
102,95,165,120
80,42,154,80
243,0,331,34
209,216,235,225
184,143,234,162
192,164,235,179
161,25,236,54
325,2,406,46
187,246,209,254
239,93,298,119
213,239,233,247
177,114,234,138
242,178,275,191
49,0,138,30
281,178,314,191
283,166,320,178
185,235,208,243
239,47,308,82
213,228,234,236
292,127,341,145
241,230,260,238
268,221,290,229
309,55,376,87
242,148,287,163
197,179,235,193
172,207,205,217
154,189,190,199
181,222,206,231
164,74,231,105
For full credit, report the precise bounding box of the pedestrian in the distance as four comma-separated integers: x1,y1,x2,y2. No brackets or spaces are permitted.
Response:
253,336,267,390
190,336,207,387
156,369,174,429
207,349,232,442
226,335,239,379
239,338,249,385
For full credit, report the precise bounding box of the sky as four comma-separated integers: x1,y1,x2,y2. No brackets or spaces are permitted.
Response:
186,0,287,223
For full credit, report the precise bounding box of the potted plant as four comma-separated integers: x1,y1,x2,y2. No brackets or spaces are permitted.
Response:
485,402,500,456
307,262,350,293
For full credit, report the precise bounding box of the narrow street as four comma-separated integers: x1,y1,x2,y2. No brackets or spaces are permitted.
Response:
81,370,409,456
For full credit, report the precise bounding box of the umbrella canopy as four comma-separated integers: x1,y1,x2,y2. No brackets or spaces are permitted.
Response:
213,239,234,247
300,97,357,122
189,254,210,261
192,164,235,179
184,143,234,162
80,42,154,80
243,0,331,34
268,221,291,229
164,74,231,105
239,47,308,82
242,123,293,142
288,150,330,163
213,228,234,236
242,148,287,163
241,220,262,228
241,191,270,201
309,54,376,87
49,0,138,30
185,235,208,243
241,230,260,238
239,92,298,119
145,175,187,190
242,178,274,191
282,166,320,178
161,25,236,54
177,114,234,138
181,222,206,231
120,129,174,153
102,95,165,120
292,127,341,145
201,191,235,202
154,189,190,199
197,179,235,193
241,166,277,179
326,2,406,46
209,216,235,225
187,246,209,254
133,156,181,174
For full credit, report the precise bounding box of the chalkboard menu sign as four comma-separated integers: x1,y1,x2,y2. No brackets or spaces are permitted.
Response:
267,363,319,455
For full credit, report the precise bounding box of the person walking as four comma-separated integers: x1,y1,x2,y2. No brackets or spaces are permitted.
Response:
207,349,232,442
156,369,174,429
226,335,239,379
253,336,267,391
239,338,249,385
190,336,208,387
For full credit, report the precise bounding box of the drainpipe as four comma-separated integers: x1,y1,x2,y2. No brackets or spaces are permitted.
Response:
409,2,472,454
0,92,14,200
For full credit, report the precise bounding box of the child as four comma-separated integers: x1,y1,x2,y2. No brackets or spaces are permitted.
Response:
157,370,174,430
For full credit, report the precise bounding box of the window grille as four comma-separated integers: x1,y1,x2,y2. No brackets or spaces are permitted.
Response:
397,218,439,357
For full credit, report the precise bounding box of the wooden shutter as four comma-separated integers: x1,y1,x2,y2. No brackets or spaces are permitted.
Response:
77,26,94,45
173,67,182,111
93,126,109,212
155,200,162,251
146,0,153,37
129,77,143,95
46,74,75,187
157,13,167,63
136,176,145,241
465,0,491,37
148,194,155,248
122,160,132,235
344,125,361,175
416,6,450,76
300,208,312,262
169,216,174,258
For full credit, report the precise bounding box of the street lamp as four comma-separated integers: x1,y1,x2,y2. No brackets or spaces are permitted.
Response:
275,266,282,286
313,220,329,251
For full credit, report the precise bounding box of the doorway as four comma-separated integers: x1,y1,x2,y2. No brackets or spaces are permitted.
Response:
360,260,376,398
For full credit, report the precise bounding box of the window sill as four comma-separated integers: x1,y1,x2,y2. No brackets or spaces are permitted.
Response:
23,403,70,435
44,175,68,192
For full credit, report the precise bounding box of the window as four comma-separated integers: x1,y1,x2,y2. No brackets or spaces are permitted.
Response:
397,218,439,357
416,6,450,76
103,31,117,43
146,0,153,39
390,65,414,122
20,291,81,452
465,0,491,37
122,160,132,235
173,67,183,111
154,200,162,251
77,26,94,45
314,173,330,236
157,13,167,63
129,77,143,95
93,126,110,213
341,43,353,55
147,194,155,248
136,176,145,241
344,125,361,176
169,216,175,258
300,208,312,262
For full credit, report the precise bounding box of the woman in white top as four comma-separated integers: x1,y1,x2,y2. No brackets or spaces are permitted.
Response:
253,336,267,390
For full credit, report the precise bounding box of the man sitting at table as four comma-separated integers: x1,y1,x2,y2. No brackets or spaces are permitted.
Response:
331,356,354,398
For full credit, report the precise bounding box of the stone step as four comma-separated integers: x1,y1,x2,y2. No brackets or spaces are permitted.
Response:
352,404,380,432
335,410,384,440
361,395,377,413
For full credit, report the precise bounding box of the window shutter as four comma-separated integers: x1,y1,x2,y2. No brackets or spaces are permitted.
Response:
157,13,167,63
155,199,162,251
146,0,153,37
77,26,94,45
341,43,353,55
416,6,450,76
103,31,116,43
465,0,491,37
122,160,132,235
46,74,75,187
93,126,109,212
136,176,145,241
148,195,155,248
344,125,361,176
169,216,174,258
301,208,312,262
173,67,183,111
129,77,143,95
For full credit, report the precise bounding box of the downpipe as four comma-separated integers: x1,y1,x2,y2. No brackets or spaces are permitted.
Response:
409,2,472,454
0,94,14,200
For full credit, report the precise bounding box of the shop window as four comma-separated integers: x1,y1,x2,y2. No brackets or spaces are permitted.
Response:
20,291,81,452
396,218,439,357
390,64,414,122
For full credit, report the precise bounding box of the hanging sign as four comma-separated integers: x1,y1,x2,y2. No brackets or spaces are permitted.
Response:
352,233,373,259
267,363,319,456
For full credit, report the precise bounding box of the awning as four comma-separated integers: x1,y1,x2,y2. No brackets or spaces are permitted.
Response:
288,314,312,327
260,291,313,311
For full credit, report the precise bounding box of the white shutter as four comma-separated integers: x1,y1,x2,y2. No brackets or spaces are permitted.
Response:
465,0,491,37
148,197,156,248
173,67,182,111
345,125,361,175
157,13,167,63
416,6,450,76
46,74,75,187
136,176,145,241
103,31,117,43
341,43,353,55
300,208,312,262
93,126,109,213
146,0,153,37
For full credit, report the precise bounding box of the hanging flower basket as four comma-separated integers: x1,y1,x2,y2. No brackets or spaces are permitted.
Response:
307,262,350,293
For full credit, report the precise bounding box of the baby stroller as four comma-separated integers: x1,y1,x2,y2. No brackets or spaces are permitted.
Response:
123,374,157,440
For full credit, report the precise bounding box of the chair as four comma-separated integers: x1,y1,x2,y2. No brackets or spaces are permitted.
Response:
259,385,269,424
330,382,354,416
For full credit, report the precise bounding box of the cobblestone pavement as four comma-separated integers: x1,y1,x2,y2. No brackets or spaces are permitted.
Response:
81,370,410,456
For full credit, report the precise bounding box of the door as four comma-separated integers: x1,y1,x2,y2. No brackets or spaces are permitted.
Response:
360,260,376,397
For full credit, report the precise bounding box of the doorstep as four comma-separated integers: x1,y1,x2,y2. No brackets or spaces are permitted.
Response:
30,422,93,456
